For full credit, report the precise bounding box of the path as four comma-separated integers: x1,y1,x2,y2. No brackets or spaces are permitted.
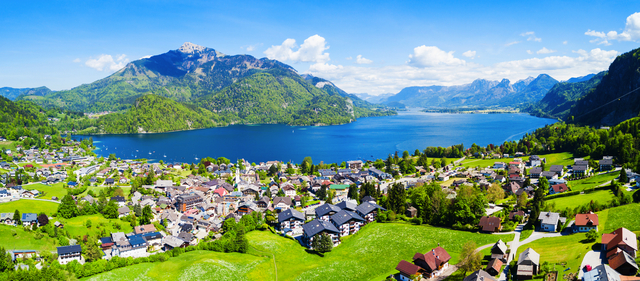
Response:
497,224,523,281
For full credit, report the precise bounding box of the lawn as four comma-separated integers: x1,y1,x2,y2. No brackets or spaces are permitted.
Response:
27,183,67,200
520,229,534,242
542,152,575,167
568,172,618,192
516,232,594,277
59,214,134,238
81,250,269,281
78,185,132,198
600,203,640,233
545,189,616,210
0,224,58,252
0,200,59,215
460,157,527,169
82,223,512,281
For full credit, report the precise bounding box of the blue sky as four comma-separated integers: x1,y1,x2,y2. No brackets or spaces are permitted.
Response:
1,1,638,95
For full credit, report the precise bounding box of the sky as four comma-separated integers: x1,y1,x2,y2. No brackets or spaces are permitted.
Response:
1,1,639,95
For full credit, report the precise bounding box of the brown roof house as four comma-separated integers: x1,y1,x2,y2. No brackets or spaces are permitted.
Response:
608,251,638,276
464,270,498,281
573,213,599,233
516,248,540,280
602,227,637,259
491,239,508,261
395,260,423,281
412,246,452,278
478,216,502,233
486,258,504,276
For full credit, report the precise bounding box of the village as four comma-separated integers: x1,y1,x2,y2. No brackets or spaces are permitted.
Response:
0,138,639,281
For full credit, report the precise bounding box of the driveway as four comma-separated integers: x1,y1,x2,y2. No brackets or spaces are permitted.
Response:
578,251,603,279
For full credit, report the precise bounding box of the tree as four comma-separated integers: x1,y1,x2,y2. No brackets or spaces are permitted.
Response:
316,185,327,201
57,195,79,219
311,233,334,255
619,168,629,183
13,209,21,226
388,182,407,215
37,213,49,226
517,193,528,210
85,220,92,228
458,241,482,276
347,184,359,201
586,229,598,241
486,183,505,203
102,199,119,219
139,205,153,225
133,204,142,217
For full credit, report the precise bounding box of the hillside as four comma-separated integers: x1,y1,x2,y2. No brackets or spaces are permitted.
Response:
523,71,605,120
0,86,52,100
20,43,393,128
384,74,558,108
568,47,640,126
71,94,220,134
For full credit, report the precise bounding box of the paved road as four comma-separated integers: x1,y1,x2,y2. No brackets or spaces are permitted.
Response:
497,224,523,281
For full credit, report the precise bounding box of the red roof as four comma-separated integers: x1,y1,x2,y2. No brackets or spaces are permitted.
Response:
574,213,599,227
396,260,420,276
605,227,638,252
413,246,451,271
551,183,568,193
478,216,502,232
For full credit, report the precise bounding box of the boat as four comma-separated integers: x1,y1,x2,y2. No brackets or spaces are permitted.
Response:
163,154,166,158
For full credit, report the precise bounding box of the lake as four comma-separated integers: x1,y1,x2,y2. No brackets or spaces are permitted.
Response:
83,110,556,164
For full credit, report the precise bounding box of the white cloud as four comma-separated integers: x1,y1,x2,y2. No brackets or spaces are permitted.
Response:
521,31,542,42
462,50,476,59
408,46,465,67
345,56,353,60
73,58,81,63
264,35,330,63
526,50,533,55
505,41,521,47
85,54,129,71
537,47,556,54
563,41,568,45
241,43,262,52
586,12,640,45
356,55,372,64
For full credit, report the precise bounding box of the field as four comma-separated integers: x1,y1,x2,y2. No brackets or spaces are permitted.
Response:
28,183,67,200
81,222,512,281
568,172,618,192
545,189,616,210
600,203,640,233
460,157,526,169
459,152,574,169
0,224,58,252
78,185,132,198
542,152,575,167
0,200,59,215
516,232,593,276
59,214,134,238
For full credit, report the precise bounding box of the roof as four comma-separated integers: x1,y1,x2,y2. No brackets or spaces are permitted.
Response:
100,237,113,244
355,202,385,215
600,159,613,165
538,211,562,225
57,245,81,255
464,270,498,281
551,183,568,193
396,260,421,276
273,196,292,206
361,195,376,203
575,213,599,227
315,204,341,217
609,251,638,272
164,235,185,248
278,209,305,223
486,258,503,273
517,248,540,265
21,213,37,222
583,264,621,281
118,206,131,214
335,201,357,211
330,210,365,226
529,167,542,174
128,234,147,246
491,239,508,255
478,216,501,232
302,219,339,237
413,246,451,271
134,224,157,234
606,227,638,252
329,184,349,190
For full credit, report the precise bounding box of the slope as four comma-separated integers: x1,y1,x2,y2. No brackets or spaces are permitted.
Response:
0,86,51,101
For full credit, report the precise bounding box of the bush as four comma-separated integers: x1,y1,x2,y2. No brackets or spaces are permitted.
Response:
410,217,422,225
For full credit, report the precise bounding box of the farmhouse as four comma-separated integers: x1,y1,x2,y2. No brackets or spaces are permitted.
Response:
517,248,540,280
478,216,502,233
57,245,82,265
412,246,451,278
395,260,423,281
602,227,637,258
574,213,599,233
538,211,565,232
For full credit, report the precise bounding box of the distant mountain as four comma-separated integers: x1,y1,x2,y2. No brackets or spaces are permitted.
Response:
522,71,606,120
353,93,395,104
21,42,394,128
0,86,51,100
384,74,558,108
565,74,596,83
569,47,640,126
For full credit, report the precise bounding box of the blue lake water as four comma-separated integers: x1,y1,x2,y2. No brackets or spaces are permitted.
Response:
83,110,556,164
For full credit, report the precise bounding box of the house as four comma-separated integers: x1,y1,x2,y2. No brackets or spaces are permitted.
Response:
0,189,8,198
175,194,203,212
336,200,357,212
490,239,508,261
301,219,340,248
21,213,38,226
330,210,365,237
493,162,507,169
464,270,497,281
272,196,293,211
600,159,613,171
110,196,126,207
142,232,163,250
549,165,564,176
529,155,542,167
478,216,502,233
277,209,305,234
574,213,599,233
105,178,115,185
540,171,558,180
602,227,637,258
329,184,349,198
412,247,451,278
118,206,131,218
573,165,588,176
538,211,566,232
347,160,363,170
608,251,638,276
355,202,386,224
164,235,187,251
509,210,526,222
583,264,622,281
315,204,341,221
134,224,157,235
282,185,296,197
486,258,503,276
516,248,540,280
529,167,542,178
57,245,82,265
9,250,37,261
549,183,569,195
395,260,423,281
405,206,417,218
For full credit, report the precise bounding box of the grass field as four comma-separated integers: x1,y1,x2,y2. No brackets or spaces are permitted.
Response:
28,183,67,200
568,172,618,192
81,223,512,281
545,189,616,210
78,185,132,198
600,203,640,233
459,152,574,170
520,229,534,242
516,232,593,276
542,152,576,167
0,200,59,215
59,214,133,238
0,224,58,252
460,157,525,169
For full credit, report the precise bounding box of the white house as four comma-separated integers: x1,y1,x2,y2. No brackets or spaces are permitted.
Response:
538,211,566,232
57,245,82,265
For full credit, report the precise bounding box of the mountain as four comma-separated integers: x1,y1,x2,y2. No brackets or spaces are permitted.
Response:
522,71,605,120
20,42,394,128
565,74,596,83
353,93,395,104
0,86,52,100
569,47,640,126
384,74,558,108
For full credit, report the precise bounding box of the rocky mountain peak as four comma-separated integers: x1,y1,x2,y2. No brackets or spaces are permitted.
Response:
178,42,206,54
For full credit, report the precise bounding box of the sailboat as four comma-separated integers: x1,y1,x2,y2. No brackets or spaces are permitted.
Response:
163,154,167,158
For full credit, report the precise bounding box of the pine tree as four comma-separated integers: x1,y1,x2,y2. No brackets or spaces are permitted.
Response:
13,209,21,225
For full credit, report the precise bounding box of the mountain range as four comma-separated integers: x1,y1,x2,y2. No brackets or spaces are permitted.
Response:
0,86,52,100
380,74,559,108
